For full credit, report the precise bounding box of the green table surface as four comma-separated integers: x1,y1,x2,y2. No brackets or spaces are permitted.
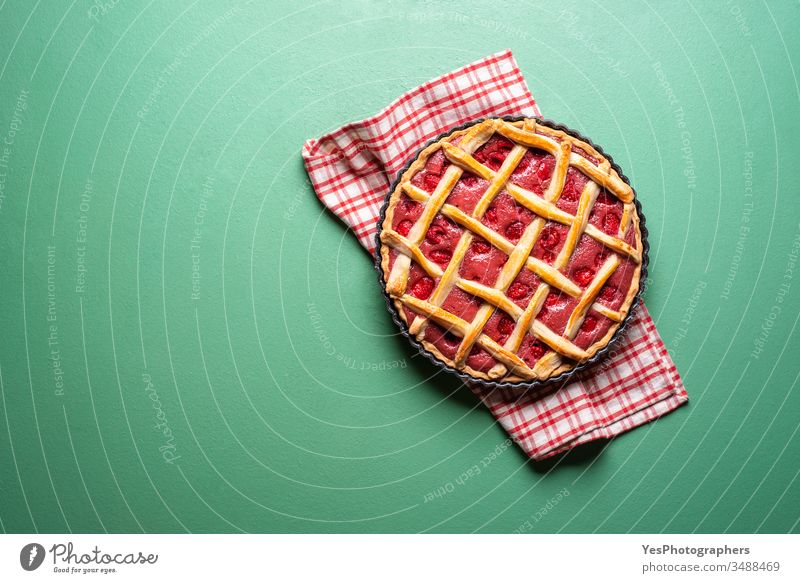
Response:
1,0,798,534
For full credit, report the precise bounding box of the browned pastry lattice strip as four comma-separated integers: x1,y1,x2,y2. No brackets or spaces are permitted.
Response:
553,180,600,270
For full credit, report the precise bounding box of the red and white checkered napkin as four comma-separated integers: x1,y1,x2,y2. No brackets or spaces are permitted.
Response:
302,49,688,460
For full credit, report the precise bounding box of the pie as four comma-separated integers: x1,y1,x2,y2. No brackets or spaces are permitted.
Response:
377,117,646,384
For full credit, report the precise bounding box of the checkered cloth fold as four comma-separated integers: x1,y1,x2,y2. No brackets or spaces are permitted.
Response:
302,49,688,460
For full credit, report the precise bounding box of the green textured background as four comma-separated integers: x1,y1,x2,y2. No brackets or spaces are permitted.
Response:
0,0,798,534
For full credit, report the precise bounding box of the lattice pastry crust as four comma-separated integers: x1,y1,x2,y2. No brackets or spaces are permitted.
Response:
378,118,644,383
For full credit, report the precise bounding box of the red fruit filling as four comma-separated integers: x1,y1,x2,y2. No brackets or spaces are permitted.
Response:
427,151,446,175
593,250,609,268
422,172,441,192
471,238,492,254
532,223,568,264
537,157,554,180
582,315,598,333
595,191,616,206
556,169,589,215
461,173,479,187
518,334,548,367
474,136,514,170
498,316,516,335
391,194,423,236
429,249,452,265
596,256,636,311
505,220,525,241
459,240,506,286
536,293,579,336
573,310,613,350
545,292,561,307
506,270,542,309
560,178,580,201
441,288,482,322
410,276,435,299
425,224,447,245
540,226,560,250
599,285,617,303
397,220,413,237
508,282,530,300
401,199,419,213
574,267,595,287
509,151,555,196
602,212,620,235
442,330,461,347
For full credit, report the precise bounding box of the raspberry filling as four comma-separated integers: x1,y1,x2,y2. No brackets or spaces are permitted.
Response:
532,222,569,265
441,287,482,323
446,172,489,214
588,189,625,236
518,334,548,367
509,150,556,196
410,275,435,299
392,261,440,325
410,149,451,193
596,257,637,311
508,282,531,301
473,135,515,170
565,234,607,288
459,238,507,285
391,194,423,236
466,345,496,372
536,292,579,336
424,323,461,360
482,192,535,244
556,167,589,214
420,214,461,269
573,309,613,350
470,237,492,254
507,269,542,309
498,315,516,335
483,310,515,345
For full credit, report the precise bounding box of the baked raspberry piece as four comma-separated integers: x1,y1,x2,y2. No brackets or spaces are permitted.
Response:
420,214,461,269
555,167,589,215
509,150,556,196
531,222,569,265
458,239,507,286
473,135,515,170
410,148,451,193
481,192,535,244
